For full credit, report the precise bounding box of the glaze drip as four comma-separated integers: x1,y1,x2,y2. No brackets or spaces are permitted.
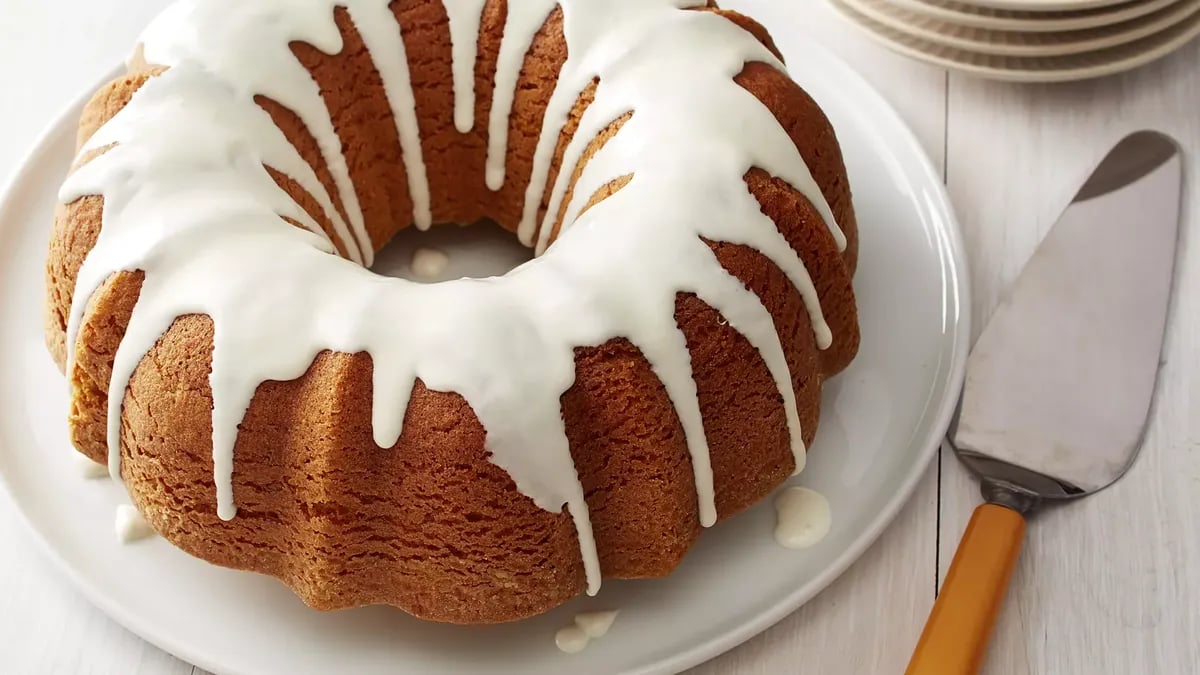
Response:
61,0,845,597
444,0,487,134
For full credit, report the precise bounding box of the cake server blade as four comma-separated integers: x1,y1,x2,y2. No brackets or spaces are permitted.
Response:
906,130,1183,675
952,131,1182,496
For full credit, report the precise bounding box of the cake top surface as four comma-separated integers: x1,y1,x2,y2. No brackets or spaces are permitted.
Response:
62,0,845,596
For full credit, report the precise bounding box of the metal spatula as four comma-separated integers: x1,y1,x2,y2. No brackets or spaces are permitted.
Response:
906,131,1184,675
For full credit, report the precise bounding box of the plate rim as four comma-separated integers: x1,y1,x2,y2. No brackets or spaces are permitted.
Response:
832,0,1200,82
887,0,1183,33
0,36,971,675
945,0,1135,12
842,0,1200,57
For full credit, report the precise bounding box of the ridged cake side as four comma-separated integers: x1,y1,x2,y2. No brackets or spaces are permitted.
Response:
45,1,859,623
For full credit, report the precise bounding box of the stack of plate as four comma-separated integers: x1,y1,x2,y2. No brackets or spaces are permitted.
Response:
830,0,1200,82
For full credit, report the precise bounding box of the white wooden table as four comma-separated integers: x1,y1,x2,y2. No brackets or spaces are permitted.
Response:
1,2,1197,673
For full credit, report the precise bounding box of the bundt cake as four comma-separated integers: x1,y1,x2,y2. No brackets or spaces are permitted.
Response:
44,0,860,624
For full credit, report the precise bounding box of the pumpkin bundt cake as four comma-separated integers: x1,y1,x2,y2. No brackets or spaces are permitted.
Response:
44,0,860,624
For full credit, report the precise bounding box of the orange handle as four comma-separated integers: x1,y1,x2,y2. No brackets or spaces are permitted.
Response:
906,503,1026,675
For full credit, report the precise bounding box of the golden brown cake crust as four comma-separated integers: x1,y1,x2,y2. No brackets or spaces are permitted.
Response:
45,2,859,623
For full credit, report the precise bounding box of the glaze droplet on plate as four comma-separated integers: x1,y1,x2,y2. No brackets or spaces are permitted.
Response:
554,625,589,654
773,486,831,549
575,610,619,638
410,246,450,279
555,610,619,654
114,504,156,544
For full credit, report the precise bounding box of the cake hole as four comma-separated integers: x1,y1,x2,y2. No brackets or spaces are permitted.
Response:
370,220,534,283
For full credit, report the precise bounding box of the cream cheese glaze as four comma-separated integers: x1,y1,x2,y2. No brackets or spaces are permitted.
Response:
114,504,156,543
773,486,832,549
60,0,845,597
410,246,451,279
554,610,619,654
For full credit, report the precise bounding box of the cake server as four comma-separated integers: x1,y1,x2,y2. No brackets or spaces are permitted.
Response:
906,131,1183,675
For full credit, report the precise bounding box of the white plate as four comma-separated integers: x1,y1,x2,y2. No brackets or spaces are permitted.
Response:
890,0,1182,33
833,0,1200,81
0,1,968,673
845,0,1200,56
948,0,1134,11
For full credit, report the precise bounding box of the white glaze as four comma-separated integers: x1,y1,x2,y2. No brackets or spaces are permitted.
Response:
444,0,487,134
773,486,832,549
74,453,110,479
61,0,845,597
555,610,619,653
485,0,558,191
574,610,619,638
554,625,589,654
114,504,155,543
410,246,450,279
351,2,434,232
